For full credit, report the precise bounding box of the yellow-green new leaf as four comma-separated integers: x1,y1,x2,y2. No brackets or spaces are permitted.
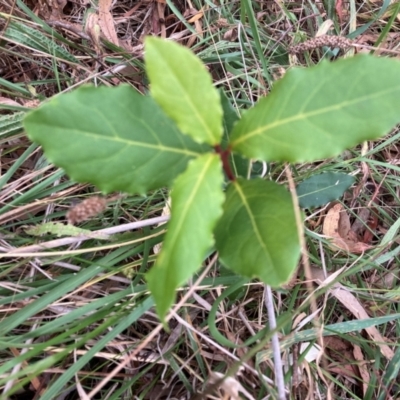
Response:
146,153,224,321
145,37,223,146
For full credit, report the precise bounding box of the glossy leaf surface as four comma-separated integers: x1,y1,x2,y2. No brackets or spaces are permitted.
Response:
215,178,300,287
24,85,208,194
231,55,400,162
145,37,223,145
146,153,224,320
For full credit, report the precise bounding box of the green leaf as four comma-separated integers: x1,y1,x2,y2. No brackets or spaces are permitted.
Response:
145,37,223,145
24,85,209,194
215,178,300,287
146,153,224,320
220,89,239,135
296,172,355,208
231,55,400,162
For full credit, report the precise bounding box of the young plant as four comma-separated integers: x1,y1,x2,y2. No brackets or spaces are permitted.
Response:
24,37,400,320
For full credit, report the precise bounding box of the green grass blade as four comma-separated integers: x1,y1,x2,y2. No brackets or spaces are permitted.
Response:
0,264,107,335
39,297,154,400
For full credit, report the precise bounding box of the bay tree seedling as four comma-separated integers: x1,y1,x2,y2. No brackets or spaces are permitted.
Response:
24,37,400,320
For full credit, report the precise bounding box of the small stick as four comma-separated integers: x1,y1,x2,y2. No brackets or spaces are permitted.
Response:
1,216,170,255
265,285,286,400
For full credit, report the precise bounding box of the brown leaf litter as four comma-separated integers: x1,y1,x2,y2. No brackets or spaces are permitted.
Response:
311,267,395,360
323,203,374,253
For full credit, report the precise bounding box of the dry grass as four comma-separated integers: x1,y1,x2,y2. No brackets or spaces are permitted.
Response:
1,0,400,399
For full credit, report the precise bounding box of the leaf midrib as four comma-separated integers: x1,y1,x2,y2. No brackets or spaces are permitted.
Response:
50,127,204,157
166,154,216,251
233,182,273,265
232,84,400,146
153,51,216,144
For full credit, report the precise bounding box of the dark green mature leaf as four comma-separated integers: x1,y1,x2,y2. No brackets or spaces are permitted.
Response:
145,37,223,145
215,178,300,287
220,89,239,135
146,153,224,320
24,85,209,194
297,172,355,208
231,55,400,162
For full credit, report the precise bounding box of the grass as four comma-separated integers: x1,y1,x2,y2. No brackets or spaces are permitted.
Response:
1,0,400,399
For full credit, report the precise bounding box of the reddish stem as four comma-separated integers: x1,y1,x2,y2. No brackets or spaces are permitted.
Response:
214,145,236,181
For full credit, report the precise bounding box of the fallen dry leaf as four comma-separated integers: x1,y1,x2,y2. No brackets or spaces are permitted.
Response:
37,0,67,20
187,10,204,23
350,207,370,239
223,28,238,42
363,211,378,244
311,266,394,360
208,372,256,400
98,0,119,47
323,203,373,253
353,344,369,396
335,0,344,23
333,285,394,360
156,0,167,38
324,336,359,378
85,12,101,54
0,97,21,107
9,347,43,393
326,363,358,379
184,2,203,47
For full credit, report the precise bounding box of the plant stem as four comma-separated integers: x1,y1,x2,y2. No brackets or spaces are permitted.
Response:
214,145,236,181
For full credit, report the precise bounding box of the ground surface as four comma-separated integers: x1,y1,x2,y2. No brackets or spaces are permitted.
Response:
1,0,400,399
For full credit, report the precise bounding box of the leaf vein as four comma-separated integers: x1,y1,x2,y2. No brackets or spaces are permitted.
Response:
233,84,400,146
